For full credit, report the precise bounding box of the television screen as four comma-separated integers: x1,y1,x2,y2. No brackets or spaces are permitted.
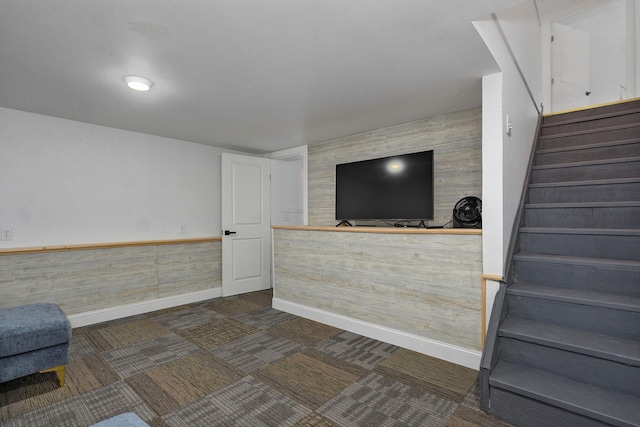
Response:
335,150,434,221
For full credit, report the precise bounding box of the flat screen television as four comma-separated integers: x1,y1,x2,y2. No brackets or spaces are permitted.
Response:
335,150,434,222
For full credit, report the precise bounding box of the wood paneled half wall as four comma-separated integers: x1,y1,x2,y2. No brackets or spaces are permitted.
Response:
273,227,483,369
0,239,221,327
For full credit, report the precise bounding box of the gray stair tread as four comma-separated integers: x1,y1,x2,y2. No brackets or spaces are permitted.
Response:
536,137,640,154
509,282,640,312
528,177,640,188
500,317,640,366
513,252,640,270
490,361,640,426
519,227,640,236
525,201,640,208
541,107,640,128
532,155,640,170
539,122,640,139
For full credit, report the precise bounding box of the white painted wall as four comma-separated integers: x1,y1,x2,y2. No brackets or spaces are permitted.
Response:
474,0,542,324
495,1,544,263
540,0,638,109
0,108,243,248
481,72,504,326
559,1,628,104
475,0,543,278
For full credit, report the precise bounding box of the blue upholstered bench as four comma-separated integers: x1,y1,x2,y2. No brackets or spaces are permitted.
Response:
91,413,150,427
0,303,72,386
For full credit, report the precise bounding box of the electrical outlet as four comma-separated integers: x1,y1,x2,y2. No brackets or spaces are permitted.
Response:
1,228,12,241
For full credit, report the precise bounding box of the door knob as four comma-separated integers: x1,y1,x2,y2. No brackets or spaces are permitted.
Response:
585,91,591,96
224,230,236,236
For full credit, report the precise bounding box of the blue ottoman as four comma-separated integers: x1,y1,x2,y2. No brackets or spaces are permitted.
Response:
0,303,72,386
91,413,150,427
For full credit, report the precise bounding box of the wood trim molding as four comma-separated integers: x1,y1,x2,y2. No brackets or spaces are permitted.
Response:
0,237,221,256
272,225,481,235
481,274,504,349
543,96,640,117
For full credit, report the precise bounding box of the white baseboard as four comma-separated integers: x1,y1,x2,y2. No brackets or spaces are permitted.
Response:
68,288,223,328
273,297,481,370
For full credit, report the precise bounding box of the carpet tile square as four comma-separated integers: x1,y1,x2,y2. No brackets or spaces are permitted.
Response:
69,334,98,361
210,331,303,373
255,351,363,409
319,372,458,427
294,412,342,427
206,297,262,316
162,376,311,427
234,306,298,329
447,405,514,427
238,289,274,307
0,352,121,420
94,318,173,350
151,306,225,331
461,380,482,410
376,348,478,402
269,317,343,347
314,331,398,369
102,334,200,378
146,352,244,406
126,372,182,417
0,382,155,427
65,354,120,394
176,318,259,349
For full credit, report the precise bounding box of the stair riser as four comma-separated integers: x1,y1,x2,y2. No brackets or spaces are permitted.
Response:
507,295,640,340
541,113,640,137
512,258,640,297
499,337,640,397
535,142,640,166
542,100,640,125
488,388,619,427
528,181,640,203
538,126,640,151
524,205,640,228
518,233,640,261
531,160,640,184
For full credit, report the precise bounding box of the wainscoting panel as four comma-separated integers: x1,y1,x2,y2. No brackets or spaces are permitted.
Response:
157,242,221,298
273,228,483,353
0,241,221,318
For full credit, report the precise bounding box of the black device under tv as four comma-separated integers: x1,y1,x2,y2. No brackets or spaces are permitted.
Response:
452,196,482,229
335,150,434,225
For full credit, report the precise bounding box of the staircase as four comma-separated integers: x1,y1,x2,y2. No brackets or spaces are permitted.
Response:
481,99,640,427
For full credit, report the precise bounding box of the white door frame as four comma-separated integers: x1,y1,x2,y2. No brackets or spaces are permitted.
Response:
267,145,308,227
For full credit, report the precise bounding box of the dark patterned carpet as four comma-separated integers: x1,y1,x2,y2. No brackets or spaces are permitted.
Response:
0,290,513,427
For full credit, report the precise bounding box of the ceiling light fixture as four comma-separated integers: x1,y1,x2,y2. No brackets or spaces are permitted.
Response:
124,75,153,91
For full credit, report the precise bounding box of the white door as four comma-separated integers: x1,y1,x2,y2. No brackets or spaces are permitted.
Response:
221,153,271,297
551,22,591,112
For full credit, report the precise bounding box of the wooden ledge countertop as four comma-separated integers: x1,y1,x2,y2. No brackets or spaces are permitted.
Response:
0,237,221,255
272,225,481,235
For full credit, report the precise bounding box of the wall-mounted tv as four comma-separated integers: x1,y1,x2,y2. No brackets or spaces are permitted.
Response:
335,150,434,222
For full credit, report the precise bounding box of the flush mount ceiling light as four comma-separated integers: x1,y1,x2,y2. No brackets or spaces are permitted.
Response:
124,75,153,91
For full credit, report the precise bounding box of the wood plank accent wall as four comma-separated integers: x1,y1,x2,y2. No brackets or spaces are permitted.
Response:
0,241,221,315
274,228,483,351
308,108,482,226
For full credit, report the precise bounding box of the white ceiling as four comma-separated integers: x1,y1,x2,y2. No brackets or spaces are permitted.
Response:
0,0,520,153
